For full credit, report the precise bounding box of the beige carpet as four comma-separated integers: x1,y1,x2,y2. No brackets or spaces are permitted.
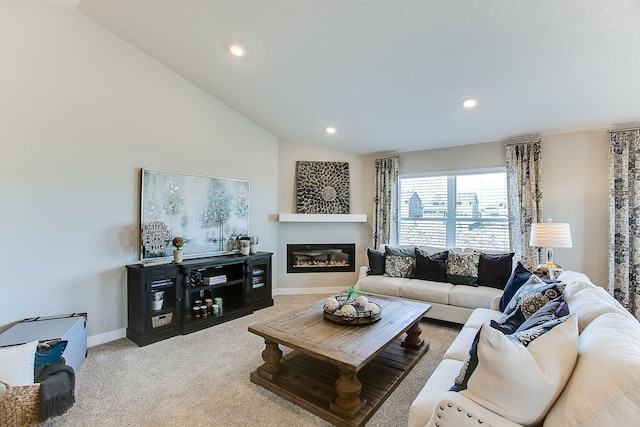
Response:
45,295,460,427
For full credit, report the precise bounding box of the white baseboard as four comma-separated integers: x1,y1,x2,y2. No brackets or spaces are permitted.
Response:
88,328,126,348
87,291,340,347
273,287,344,295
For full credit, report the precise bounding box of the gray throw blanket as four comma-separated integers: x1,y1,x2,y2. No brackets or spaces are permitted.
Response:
34,363,76,421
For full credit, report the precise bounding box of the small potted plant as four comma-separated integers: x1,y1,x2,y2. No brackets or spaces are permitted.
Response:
172,236,184,263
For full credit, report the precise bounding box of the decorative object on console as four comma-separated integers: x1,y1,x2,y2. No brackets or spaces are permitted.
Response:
295,161,350,214
172,236,184,263
140,168,249,261
529,218,572,278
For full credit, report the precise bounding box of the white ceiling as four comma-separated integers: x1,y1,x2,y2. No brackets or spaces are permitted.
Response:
76,0,640,155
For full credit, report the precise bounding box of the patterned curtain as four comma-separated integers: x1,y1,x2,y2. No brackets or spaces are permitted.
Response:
505,141,543,270
372,157,399,249
608,128,640,320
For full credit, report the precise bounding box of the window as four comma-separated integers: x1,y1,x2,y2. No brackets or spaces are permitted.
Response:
399,171,509,251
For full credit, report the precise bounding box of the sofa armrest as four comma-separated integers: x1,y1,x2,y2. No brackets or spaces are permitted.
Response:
490,295,502,311
425,392,522,427
356,266,369,282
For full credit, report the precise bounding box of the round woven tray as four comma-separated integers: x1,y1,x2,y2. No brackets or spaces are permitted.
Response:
323,295,381,326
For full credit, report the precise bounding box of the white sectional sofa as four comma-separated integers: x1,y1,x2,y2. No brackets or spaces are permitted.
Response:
355,245,510,324
408,271,640,427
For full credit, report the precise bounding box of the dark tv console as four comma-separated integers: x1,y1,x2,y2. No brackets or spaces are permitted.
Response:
126,252,272,346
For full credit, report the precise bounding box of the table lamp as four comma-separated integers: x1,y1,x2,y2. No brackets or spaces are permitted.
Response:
529,219,572,278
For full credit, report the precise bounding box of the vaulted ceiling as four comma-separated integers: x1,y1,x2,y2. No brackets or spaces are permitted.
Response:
76,0,640,154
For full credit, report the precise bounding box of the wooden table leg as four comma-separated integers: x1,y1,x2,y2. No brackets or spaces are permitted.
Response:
329,365,367,418
257,339,285,381
401,321,429,351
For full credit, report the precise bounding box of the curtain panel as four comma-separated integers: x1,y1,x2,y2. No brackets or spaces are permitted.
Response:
608,128,640,320
372,157,399,249
505,141,543,270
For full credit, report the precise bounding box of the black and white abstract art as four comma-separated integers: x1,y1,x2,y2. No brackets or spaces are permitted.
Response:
295,161,350,214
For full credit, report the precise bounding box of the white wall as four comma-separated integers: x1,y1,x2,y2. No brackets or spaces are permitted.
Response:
363,131,609,287
276,140,367,291
0,0,278,345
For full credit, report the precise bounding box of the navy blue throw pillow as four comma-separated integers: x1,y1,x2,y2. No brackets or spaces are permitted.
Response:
35,340,67,367
478,252,515,289
499,262,533,312
367,248,385,275
414,248,449,282
490,309,526,335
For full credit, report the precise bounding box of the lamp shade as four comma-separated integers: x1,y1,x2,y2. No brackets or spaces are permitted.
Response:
529,222,572,248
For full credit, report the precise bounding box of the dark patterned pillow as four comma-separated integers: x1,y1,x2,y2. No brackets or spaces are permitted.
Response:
515,295,569,333
503,275,566,319
478,252,515,289
367,248,385,275
384,255,415,278
445,252,479,285
414,248,449,281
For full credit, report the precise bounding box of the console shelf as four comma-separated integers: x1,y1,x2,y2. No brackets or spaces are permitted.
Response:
126,252,273,346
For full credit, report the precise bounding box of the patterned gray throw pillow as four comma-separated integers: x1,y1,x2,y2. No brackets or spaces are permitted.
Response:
384,255,415,278
446,252,480,285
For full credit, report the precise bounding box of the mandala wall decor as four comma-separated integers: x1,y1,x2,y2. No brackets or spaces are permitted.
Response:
295,161,350,214
140,168,249,261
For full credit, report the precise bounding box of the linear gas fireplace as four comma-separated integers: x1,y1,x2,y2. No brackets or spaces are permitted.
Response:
287,244,356,273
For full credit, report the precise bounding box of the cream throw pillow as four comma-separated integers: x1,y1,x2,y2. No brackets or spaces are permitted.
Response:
451,314,578,425
0,340,38,385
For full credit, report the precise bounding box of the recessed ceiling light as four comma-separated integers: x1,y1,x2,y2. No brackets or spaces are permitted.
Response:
326,127,337,134
228,43,245,57
462,97,477,108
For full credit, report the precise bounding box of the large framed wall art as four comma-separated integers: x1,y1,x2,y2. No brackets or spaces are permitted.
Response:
140,168,249,261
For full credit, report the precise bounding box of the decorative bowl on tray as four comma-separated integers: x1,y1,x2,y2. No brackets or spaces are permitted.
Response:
323,292,381,326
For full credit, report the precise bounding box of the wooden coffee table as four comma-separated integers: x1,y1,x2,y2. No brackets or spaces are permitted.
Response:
248,295,431,427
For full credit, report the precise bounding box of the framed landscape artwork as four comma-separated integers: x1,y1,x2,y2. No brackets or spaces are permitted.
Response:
140,168,249,261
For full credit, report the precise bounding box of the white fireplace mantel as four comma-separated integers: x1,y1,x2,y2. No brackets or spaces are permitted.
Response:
278,213,367,223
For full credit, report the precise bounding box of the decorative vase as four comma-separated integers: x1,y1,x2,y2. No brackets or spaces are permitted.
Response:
173,249,183,263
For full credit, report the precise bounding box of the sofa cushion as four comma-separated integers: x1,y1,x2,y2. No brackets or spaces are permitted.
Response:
400,279,452,305
450,314,578,425
503,275,565,319
0,340,38,386
443,326,482,361
414,248,448,282
564,284,637,333
544,312,640,427
477,252,515,289
448,285,502,310
357,275,407,297
499,261,534,311
366,248,385,275
462,307,504,329
446,252,480,285
409,358,464,427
